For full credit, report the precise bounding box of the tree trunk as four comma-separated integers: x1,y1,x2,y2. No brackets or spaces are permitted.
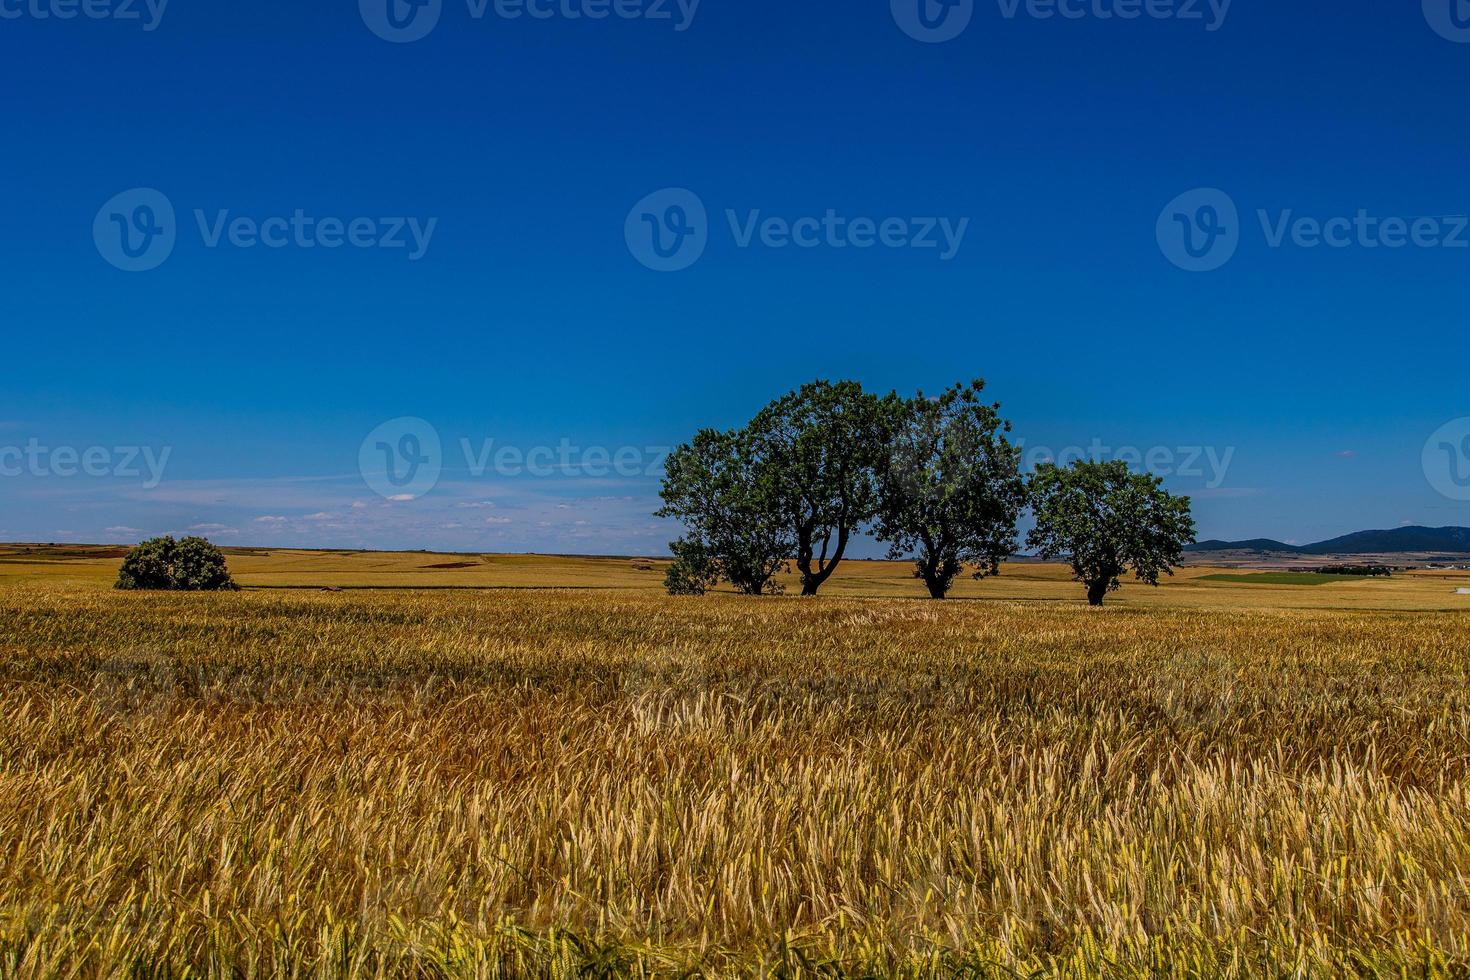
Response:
798,525,850,597
923,574,949,600
1086,580,1108,606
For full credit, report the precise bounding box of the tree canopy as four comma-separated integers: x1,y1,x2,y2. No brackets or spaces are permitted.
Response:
1026,460,1196,605
875,380,1028,598
746,380,892,596
116,536,238,592
656,428,793,595
657,380,1197,601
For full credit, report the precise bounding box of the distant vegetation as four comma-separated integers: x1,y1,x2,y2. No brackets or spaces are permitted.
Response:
1201,572,1372,586
115,536,237,592
659,379,1194,605
1317,564,1393,577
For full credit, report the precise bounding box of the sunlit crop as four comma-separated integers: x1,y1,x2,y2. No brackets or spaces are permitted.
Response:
3,557,1470,975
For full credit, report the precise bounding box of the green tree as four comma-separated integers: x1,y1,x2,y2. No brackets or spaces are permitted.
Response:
1026,460,1196,606
662,538,719,596
747,380,891,596
876,380,1027,599
657,429,792,596
170,536,238,591
114,536,176,590
116,536,238,592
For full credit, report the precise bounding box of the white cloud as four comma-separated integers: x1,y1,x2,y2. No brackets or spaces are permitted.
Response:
255,515,288,525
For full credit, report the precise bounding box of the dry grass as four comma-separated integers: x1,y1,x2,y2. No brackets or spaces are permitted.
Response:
3,569,1470,976
5,544,1470,610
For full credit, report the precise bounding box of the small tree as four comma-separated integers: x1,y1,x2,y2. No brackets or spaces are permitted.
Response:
663,538,718,596
1026,460,1196,606
746,380,890,596
876,380,1027,599
116,536,238,592
656,429,792,596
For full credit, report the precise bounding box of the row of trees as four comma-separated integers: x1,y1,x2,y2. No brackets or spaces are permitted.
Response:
657,379,1197,605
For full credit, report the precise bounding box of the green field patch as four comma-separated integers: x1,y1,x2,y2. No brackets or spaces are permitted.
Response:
1200,572,1374,586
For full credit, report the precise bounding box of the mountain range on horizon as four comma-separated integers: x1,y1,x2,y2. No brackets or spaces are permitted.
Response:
1187,526,1470,556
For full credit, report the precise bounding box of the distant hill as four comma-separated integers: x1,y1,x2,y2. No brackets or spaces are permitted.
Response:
1188,538,1299,553
1188,526,1470,555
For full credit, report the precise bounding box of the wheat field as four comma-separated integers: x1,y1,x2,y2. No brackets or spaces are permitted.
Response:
3,549,1470,976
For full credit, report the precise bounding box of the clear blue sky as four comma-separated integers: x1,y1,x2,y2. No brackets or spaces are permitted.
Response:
3,0,1469,554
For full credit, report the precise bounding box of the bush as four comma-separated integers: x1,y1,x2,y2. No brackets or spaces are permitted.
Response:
114,536,175,590
664,539,719,596
116,536,238,592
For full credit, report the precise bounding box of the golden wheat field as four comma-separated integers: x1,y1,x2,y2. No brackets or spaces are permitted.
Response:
4,546,1470,976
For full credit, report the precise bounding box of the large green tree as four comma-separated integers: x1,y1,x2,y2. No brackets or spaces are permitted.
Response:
656,428,792,595
747,380,891,596
116,536,238,592
876,380,1027,599
1026,460,1196,606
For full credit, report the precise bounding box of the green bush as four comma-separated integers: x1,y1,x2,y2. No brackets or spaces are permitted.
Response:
116,536,238,592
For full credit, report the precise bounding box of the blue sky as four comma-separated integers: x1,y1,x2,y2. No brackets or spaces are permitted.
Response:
3,0,1470,554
